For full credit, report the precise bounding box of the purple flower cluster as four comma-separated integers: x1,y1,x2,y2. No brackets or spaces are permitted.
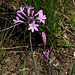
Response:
43,50,49,59
13,5,46,33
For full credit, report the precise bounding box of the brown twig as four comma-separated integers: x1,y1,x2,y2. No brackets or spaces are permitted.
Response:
61,27,72,34
0,45,29,50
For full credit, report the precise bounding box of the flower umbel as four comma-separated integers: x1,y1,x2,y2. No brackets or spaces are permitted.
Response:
42,32,46,45
43,50,49,59
13,5,46,32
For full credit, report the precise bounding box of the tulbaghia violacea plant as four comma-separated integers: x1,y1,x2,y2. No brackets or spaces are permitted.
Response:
13,5,46,33
13,5,46,75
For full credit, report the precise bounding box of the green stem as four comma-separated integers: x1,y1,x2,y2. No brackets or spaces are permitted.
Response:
29,32,38,75
43,45,46,75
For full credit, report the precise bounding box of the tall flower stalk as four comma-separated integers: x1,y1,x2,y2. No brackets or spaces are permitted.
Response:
30,32,38,75
42,32,49,75
43,45,46,75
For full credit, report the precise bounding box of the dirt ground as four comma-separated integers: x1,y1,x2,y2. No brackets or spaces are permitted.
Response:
0,32,75,75
0,0,75,75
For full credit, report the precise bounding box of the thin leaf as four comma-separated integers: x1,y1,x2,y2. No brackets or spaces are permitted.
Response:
70,63,75,75
71,10,75,30
23,57,26,75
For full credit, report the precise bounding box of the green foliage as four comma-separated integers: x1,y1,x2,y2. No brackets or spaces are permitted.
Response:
71,10,75,30
63,44,74,47
10,0,18,8
23,58,26,75
70,63,75,75
22,0,27,5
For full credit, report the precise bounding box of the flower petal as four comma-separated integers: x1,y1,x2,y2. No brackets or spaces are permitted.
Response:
17,13,24,19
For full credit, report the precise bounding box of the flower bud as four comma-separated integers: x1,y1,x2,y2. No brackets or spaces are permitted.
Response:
42,32,46,45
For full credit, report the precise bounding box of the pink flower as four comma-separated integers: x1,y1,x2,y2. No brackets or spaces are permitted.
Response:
17,7,26,16
32,11,34,16
42,32,46,45
43,50,49,59
28,11,34,23
28,21,39,32
25,6,34,16
13,17,24,24
35,10,43,16
35,10,46,24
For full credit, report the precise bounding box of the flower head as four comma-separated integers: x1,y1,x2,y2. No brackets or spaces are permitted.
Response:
28,21,39,32
25,5,34,16
35,10,43,16
42,32,46,45
43,50,49,59
17,7,26,16
13,17,24,24
35,10,46,24
13,5,46,33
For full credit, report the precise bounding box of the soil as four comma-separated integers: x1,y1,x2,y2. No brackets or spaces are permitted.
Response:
0,0,75,75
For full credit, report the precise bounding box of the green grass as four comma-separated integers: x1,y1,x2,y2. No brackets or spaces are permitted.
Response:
23,57,26,75
70,63,75,75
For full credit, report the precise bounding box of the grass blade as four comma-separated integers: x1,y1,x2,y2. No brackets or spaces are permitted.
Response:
23,57,26,75
70,63,75,75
